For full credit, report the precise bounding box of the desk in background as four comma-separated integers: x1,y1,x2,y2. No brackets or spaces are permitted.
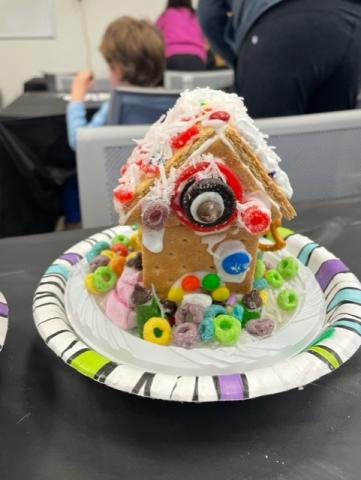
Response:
0,93,107,238
0,196,361,480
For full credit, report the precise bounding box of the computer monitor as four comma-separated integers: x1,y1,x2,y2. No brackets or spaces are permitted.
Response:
107,86,180,125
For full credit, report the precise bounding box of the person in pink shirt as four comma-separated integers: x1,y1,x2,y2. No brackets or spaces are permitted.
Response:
156,0,208,70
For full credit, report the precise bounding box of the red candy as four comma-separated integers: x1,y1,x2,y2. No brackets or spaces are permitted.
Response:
141,163,160,176
111,243,129,257
181,275,201,292
242,206,271,234
114,189,134,203
209,111,230,122
120,164,129,176
171,124,200,149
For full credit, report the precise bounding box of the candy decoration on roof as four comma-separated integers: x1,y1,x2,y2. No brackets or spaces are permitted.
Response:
171,124,200,149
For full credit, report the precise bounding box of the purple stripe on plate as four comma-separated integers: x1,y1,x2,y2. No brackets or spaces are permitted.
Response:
219,374,244,400
0,302,9,317
315,259,349,291
59,252,82,265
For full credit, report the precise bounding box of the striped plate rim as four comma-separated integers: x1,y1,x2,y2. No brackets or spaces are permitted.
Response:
32,227,361,402
0,291,9,352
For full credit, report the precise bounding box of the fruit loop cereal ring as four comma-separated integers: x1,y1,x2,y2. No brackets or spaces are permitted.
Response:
253,278,268,290
259,290,269,305
265,269,284,289
89,255,109,272
175,303,204,325
85,241,110,263
111,234,130,247
111,243,129,257
254,259,266,279
214,315,241,346
167,287,184,303
277,289,299,311
142,200,169,231
126,252,138,263
109,256,125,276
93,266,117,293
172,322,200,348
277,256,299,280
143,317,172,345
181,274,201,292
201,273,221,291
232,304,244,323
204,304,227,320
199,318,215,343
212,286,231,302
100,249,116,260
84,273,99,295
130,232,142,251
246,318,275,337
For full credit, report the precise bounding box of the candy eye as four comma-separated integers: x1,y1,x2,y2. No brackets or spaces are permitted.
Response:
191,192,224,224
181,177,236,227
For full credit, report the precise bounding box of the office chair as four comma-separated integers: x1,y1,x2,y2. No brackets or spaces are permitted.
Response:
107,86,180,125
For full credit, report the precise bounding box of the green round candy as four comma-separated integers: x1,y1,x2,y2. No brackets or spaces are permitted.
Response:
265,269,284,288
111,234,130,247
277,289,299,311
255,259,266,279
277,256,299,280
202,273,221,291
93,266,117,293
214,314,241,346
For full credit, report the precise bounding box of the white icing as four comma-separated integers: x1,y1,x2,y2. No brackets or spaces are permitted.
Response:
199,231,227,257
214,240,251,284
142,227,165,253
182,293,213,308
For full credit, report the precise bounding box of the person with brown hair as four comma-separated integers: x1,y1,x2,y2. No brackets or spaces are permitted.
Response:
64,16,165,228
67,16,165,150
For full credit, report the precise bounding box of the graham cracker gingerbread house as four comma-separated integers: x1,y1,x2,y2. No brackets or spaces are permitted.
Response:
113,88,296,299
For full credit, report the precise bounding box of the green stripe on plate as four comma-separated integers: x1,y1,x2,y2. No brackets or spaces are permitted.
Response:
70,350,111,379
308,345,341,370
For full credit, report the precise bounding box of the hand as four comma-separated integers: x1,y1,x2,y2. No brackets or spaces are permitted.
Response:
71,70,94,101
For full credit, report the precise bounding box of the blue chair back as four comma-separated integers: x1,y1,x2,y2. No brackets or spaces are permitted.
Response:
107,87,180,125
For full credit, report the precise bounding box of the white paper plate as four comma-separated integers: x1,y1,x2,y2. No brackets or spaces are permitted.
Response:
33,226,361,402
0,292,9,352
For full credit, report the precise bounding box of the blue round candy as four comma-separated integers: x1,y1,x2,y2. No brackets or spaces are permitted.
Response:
222,251,251,275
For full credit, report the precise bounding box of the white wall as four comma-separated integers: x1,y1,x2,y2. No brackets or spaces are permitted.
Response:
0,0,179,106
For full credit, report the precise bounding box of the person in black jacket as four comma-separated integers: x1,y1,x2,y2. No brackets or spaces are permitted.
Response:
198,0,361,118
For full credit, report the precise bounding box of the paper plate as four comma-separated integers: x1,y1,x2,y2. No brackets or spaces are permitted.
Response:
33,227,361,402
0,292,9,352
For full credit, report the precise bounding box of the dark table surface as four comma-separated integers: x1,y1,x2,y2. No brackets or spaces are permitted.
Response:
0,196,361,480
0,92,104,119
